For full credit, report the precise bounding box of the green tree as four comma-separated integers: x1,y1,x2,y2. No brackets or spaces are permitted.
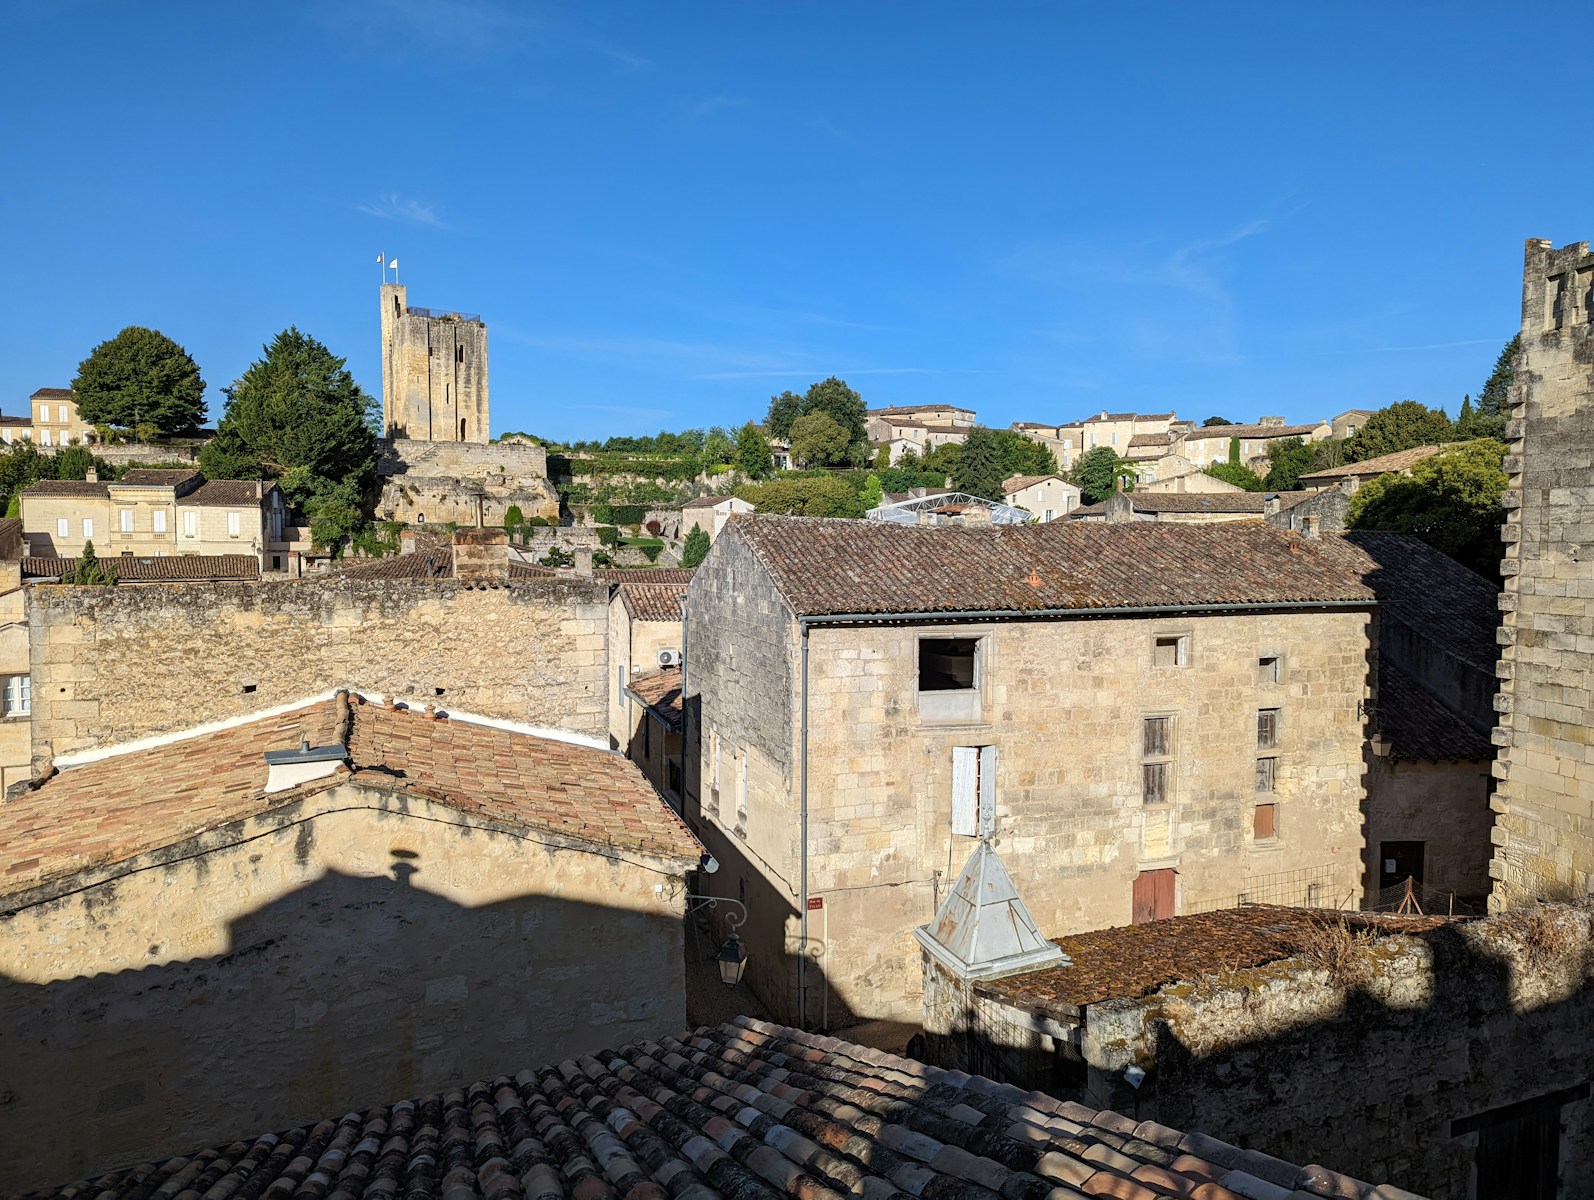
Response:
214,328,376,485
860,473,885,512
987,429,1058,478
702,426,734,466
1069,446,1136,504
736,476,865,518
788,411,851,467
1472,335,1517,441
765,390,803,440
733,423,774,479
1202,416,1234,426
1204,461,1266,491
1347,439,1509,579
952,427,1005,501
1344,400,1455,462
71,327,207,436
681,525,712,568
800,377,867,454
503,504,525,532
1262,437,1328,491
67,541,117,586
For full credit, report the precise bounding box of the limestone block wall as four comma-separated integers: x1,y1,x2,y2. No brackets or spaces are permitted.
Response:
606,595,683,753
25,576,610,767
1363,754,1493,905
0,790,689,1191
379,284,489,444
0,567,29,795
376,439,559,526
1491,239,1594,908
1080,904,1594,1198
794,611,1373,1021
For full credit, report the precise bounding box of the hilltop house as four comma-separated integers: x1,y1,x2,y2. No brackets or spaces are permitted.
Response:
681,515,1384,1024
1000,474,1080,521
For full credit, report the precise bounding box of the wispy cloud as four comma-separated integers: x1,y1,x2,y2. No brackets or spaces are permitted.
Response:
688,96,745,120
321,0,537,56
355,193,447,228
1372,338,1498,353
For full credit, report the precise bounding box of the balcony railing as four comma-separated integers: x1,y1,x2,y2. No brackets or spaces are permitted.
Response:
406,306,482,324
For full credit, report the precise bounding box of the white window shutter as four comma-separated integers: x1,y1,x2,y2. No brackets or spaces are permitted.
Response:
952,746,978,836
978,745,997,836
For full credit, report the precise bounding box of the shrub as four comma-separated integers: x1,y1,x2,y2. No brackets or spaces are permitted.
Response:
645,519,662,536
639,543,662,562
539,545,574,568
681,525,711,568
596,525,620,547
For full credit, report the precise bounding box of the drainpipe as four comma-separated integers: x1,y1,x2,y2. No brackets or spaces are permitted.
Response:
798,622,811,1028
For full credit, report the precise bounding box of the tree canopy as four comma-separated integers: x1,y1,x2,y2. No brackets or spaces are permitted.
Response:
1346,439,1508,579
681,525,711,568
1461,335,1516,441
951,427,1005,501
733,422,774,479
1343,400,1455,462
788,411,852,467
1204,461,1266,491
71,326,207,436
765,391,804,440
1202,416,1234,426
735,475,864,518
204,328,377,490
1069,446,1136,504
801,377,867,454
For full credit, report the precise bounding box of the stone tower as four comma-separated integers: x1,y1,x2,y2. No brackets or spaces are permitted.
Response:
1489,238,1594,909
379,282,490,444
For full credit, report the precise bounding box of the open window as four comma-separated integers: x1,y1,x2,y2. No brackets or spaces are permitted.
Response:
918,635,985,723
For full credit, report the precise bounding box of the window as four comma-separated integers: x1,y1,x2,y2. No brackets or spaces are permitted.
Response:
183,511,197,537
120,509,133,533
2,674,30,716
951,745,997,837
736,756,748,824
1256,756,1277,793
1253,803,1277,841
1257,708,1280,748
82,518,93,539
617,665,627,703
40,429,50,447
271,554,282,570
1258,655,1281,684
152,509,167,534
456,345,464,363
1378,840,1425,891
1153,635,1189,668
1142,715,1172,805
58,405,69,423
56,517,68,539
919,637,979,691
227,511,241,537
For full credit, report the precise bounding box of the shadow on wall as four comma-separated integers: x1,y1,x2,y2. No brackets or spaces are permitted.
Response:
0,858,686,1193
926,911,1594,1199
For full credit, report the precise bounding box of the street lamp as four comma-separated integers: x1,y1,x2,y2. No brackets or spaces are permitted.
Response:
715,933,748,987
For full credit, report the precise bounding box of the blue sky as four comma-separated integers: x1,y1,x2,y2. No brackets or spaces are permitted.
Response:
3,2,1588,442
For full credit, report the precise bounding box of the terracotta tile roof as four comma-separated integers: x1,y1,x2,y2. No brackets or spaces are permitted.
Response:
867,403,975,416
0,517,21,539
116,468,201,487
0,415,33,427
626,667,683,730
619,581,687,622
1082,410,1175,423
338,548,454,579
21,479,108,498
0,694,699,903
1341,531,1499,672
20,554,261,583
985,908,1453,1011
20,1016,1405,1200
1298,443,1453,483
29,387,73,399
1001,474,1064,494
1379,662,1493,762
596,567,696,584
683,495,732,508
509,561,555,578
184,480,264,506
1127,432,1172,448
1180,422,1324,441
724,515,1379,618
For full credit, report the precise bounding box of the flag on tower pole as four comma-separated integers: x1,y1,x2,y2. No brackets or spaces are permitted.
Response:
390,258,399,282
377,253,385,283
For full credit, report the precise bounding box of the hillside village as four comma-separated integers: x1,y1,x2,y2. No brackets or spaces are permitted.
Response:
0,237,1588,1200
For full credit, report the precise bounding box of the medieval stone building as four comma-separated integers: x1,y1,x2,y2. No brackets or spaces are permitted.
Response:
379,283,489,444
1491,238,1594,908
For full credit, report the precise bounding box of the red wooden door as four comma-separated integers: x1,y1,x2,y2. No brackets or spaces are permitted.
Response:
1133,869,1176,924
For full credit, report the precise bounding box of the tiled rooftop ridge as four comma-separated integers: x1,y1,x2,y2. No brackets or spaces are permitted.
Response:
20,1017,1418,1200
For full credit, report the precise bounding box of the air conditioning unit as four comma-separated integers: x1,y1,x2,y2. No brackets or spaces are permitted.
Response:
658,648,682,668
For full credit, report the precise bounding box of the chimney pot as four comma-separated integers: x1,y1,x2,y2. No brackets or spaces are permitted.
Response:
86,468,98,483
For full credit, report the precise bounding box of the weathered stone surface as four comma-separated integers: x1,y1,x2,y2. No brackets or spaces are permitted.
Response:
1490,240,1594,908
25,574,610,767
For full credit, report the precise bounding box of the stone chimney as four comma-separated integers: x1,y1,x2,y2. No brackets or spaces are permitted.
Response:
1264,492,1281,517
399,529,419,555
573,546,594,576
960,503,992,525
85,468,98,483
451,528,509,581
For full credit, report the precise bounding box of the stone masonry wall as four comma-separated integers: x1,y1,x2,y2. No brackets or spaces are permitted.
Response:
1081,904,1594,1197
1363,754,1493,904
793,610,1374,1022
1491,239,1594,907
0,790,688,1190
26,575,610,767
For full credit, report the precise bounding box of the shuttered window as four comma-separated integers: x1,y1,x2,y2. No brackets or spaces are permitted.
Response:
952,745,996,837
1257,709,1280,748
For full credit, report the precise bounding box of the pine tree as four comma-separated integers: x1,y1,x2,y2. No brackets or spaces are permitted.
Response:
681,525,711,568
